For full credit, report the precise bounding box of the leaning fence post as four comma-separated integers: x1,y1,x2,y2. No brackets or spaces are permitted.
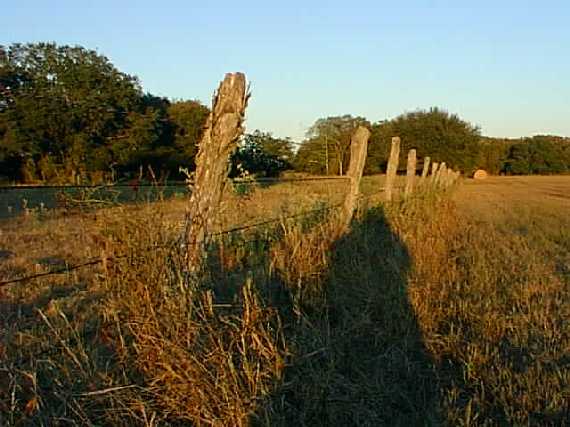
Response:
430,162,439,187
385,137,400,201
443,168,451,188
420,156,431,181
431,162,439,176
185,72,248,272
340,126,370,232
435,162,446,187
404,149,417,196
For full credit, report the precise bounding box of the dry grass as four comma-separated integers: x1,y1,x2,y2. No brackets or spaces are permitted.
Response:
1,175,569,425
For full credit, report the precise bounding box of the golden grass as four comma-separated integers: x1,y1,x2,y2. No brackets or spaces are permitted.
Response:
1,175,569,425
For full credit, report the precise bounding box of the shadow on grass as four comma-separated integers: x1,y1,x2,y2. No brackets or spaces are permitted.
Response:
0,204,440,425
204,205,440,425
254,206,440,426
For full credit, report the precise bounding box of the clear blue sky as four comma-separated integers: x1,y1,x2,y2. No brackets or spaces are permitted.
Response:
4,1,570,141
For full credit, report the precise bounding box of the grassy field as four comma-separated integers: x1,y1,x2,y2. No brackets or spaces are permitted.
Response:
0,175,568,426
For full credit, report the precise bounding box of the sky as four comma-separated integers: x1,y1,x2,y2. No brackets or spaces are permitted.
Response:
3,1,570,141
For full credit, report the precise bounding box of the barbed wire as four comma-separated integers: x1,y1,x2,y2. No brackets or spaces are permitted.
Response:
0,194,362,287
231,176,350,184
212,203,344,236
0,193,390,287
0,176,352,191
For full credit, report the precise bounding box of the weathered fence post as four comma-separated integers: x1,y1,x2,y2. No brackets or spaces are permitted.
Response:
431,162,439,177
385,137,400,201
443,168,451,188
185,72,248,272
435,162,446,187
420,156,431,181
340,126,371,232
404,149,417,196
430,162,439,187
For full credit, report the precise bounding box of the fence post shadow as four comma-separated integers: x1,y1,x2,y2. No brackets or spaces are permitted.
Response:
257,205,441,426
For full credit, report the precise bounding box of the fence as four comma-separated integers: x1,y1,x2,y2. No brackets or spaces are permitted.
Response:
0,176,355,220
0,72,460,286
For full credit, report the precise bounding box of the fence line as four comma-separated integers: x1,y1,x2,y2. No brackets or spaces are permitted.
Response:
0,157,453,288
385,137,400,201
0,175,353,192
0,184,389,289
1,73,460,287
405,149,417,197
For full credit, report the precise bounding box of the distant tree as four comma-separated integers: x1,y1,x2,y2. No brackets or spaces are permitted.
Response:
166,100,210,170
295,115,370,175
504,142,531,175
0,43,210,183
231,130,294,178
504,136,570,175
365,120,394,174
477,137,510,175
368,108,481,175
0,42,143,182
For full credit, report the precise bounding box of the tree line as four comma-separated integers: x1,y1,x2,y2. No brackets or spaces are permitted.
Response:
296,111,570,177
0,43,211,184
1,43,569,184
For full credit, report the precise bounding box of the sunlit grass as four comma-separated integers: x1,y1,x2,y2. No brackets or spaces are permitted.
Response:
1,175,568,425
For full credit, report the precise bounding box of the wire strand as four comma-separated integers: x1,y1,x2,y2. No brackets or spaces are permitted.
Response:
0,195,361,287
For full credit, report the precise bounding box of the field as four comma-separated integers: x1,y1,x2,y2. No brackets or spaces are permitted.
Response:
1,175,569,426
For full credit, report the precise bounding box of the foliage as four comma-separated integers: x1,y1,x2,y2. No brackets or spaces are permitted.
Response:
0,43,140,182
0,43,209,183
474,135,570,176
231,130,294,178
3,42,567,182
477,137,511,174
295,110,570,177
166,99,210,170
295,115,370,175
367,107,481,175
503,136,570,175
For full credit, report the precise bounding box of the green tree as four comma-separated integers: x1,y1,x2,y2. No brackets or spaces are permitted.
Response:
368,108,481,175
477,137,510,175
231,130,294,177
504,136,570,175
166,99,210,170
296,115,370,175
365,120,394,174
0,42,143,182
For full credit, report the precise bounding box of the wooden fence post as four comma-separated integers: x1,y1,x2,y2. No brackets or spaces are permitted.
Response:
385,137,400,201
444,168,451,188
431,162,439,176
430,162,439,187
435,162,446,187
405,149,417,196
340,126,370,232
185,72,248,272
420,156,431,181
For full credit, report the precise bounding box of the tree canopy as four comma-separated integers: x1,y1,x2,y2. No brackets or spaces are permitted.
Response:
1,42,568,183
231,130,294,178
366,108,481,175
0,43,209,183
294,109,481,176
494,136,570,175
295,115,370,175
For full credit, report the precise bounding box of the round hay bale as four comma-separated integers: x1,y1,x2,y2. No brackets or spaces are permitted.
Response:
473,169,488,180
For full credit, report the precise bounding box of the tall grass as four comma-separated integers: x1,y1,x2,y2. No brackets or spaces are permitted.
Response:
1,184,568,425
